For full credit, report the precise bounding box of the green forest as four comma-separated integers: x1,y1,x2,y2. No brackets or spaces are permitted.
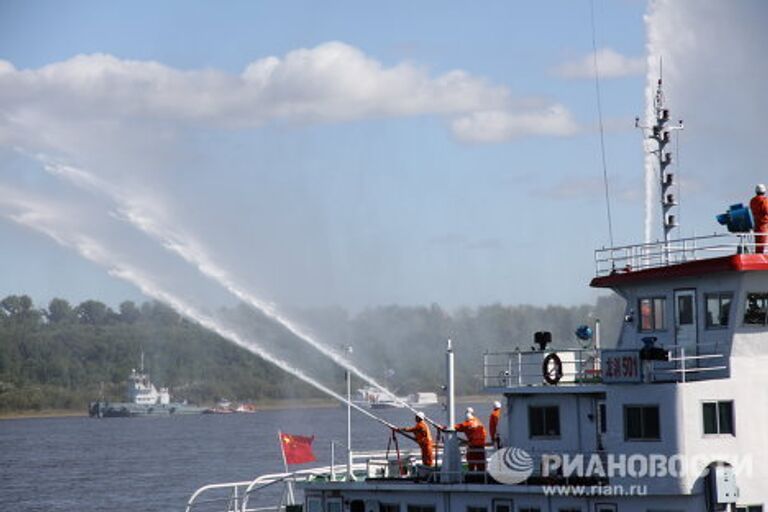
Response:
0,294,624,414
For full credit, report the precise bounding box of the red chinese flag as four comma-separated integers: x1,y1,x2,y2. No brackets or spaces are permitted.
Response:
280,432,316,465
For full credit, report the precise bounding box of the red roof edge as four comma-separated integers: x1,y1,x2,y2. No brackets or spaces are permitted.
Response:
590,254,768,288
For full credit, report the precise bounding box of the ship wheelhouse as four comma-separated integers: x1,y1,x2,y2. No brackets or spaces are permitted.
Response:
480,233,768,510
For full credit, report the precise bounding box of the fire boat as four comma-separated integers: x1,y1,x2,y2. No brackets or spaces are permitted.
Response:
184,80,767,512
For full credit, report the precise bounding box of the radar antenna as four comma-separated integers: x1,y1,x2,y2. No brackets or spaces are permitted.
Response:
635,60,684,257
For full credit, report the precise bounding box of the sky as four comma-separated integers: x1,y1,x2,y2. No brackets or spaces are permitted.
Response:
0,0,766,312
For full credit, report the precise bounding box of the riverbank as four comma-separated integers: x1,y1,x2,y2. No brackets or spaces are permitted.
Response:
0,394,497,420
0,398,338,420
0,409,88,420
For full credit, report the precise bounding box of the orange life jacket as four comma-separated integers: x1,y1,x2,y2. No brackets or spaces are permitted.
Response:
489,408,501,441
454,416,487,447
751,195,768,228
403,420,433,448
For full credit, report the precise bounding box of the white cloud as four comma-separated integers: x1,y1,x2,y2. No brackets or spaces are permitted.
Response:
0,41,580,146
450,105,580,143
553,48,645,79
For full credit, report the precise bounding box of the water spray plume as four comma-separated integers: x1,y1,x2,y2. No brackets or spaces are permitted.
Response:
34,155,438,425
0,197,400,429
643,3,662,243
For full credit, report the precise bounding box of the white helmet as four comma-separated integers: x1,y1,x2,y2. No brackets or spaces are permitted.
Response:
493,401,502,409
757,184,767,195
466,407,474,415
416,411,426,420
465,411,474,420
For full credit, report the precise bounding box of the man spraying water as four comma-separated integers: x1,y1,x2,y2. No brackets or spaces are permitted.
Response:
396,412,434,467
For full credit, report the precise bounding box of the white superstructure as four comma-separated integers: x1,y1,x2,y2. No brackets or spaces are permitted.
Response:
127,367,171,405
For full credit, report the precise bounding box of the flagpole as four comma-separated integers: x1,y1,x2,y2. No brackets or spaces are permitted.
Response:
278,430,295,505
342,345,356,482
346,367,354,481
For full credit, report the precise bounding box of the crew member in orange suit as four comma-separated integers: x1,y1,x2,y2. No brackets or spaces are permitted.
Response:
397,412,434,466
751,184,768,254
489,401,502,448
454,409,487,472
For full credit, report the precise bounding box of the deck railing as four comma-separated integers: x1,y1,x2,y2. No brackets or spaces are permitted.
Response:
185,446,427,512
594,232,757,277
187,440,531,512
483,343,729,388
483,348,602,388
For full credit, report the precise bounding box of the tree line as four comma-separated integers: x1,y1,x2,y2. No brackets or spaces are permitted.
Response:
0,295,311,412
0,294,624,413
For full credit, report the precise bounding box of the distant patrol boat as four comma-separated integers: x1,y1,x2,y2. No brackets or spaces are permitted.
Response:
88,353,205,417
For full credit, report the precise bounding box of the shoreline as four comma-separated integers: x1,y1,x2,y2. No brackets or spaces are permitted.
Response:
0,394,496,420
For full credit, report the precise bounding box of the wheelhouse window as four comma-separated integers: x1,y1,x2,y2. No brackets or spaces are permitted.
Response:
706,293,733,328
529,405,560,438
624,405,660,441
744,293,768,325
492,500,511,512
307,498,322,512
639,297,666,331
380,505,400,512
518,508,541,512
735,507,763,512
467,507,487,512
327,498,343,512
703,401,734,435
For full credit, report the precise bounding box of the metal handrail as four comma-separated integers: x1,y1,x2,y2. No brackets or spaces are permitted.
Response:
483,343,729,388
188,442,512,512
593,232,759,276
483,348,602,388
187,446,429,512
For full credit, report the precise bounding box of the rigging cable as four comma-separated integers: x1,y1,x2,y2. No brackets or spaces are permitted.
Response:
590,0,615,248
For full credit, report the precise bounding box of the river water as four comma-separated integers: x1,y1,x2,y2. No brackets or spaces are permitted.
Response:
0,403,486,512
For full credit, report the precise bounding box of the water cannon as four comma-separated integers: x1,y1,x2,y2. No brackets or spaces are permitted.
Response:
716,204,754,233
575,325,593,341
575,325,593,348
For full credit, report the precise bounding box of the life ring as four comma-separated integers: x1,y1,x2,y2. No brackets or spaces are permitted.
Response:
542,353,563,385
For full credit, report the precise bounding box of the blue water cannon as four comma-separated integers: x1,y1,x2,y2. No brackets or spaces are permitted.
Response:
575,325,593,341
716,204,754,233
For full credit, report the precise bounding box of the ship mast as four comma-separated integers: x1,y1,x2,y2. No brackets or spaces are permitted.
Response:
636,65,684,259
